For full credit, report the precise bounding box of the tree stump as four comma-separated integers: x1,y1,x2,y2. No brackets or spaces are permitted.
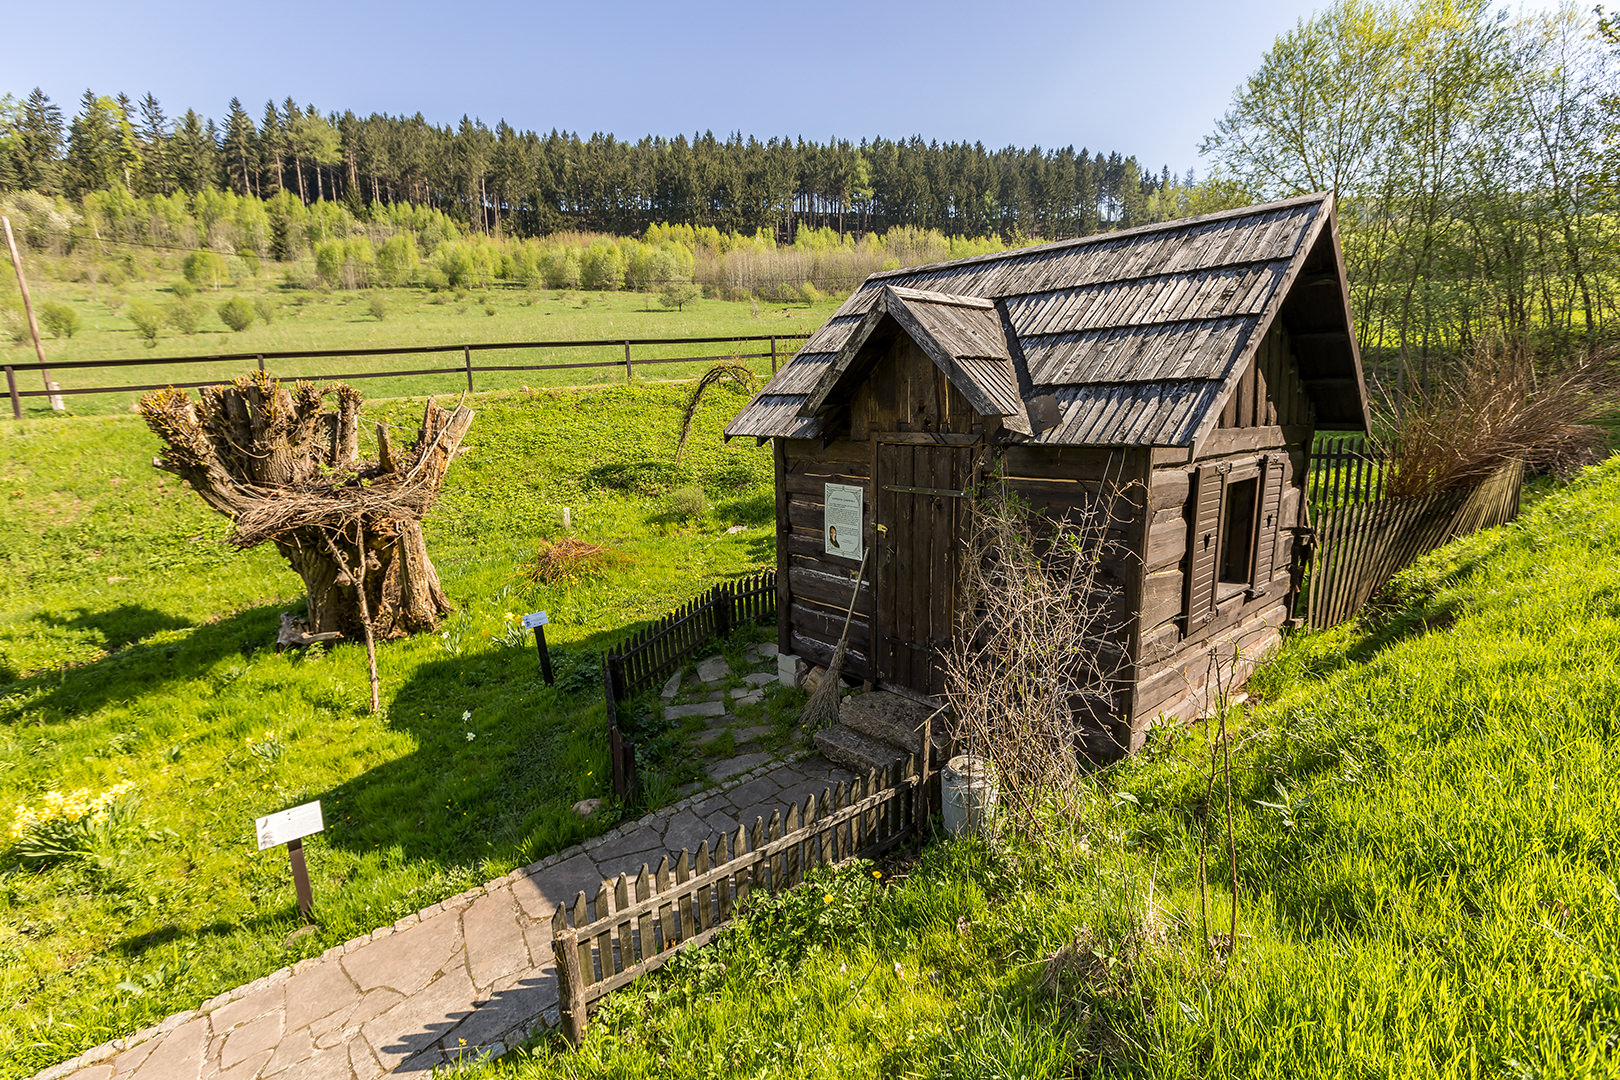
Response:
140,373,474,643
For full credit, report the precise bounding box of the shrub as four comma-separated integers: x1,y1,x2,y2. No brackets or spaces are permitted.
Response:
367,294,388,321
181,249,228,289
484,303,497,317
126,301,163,347
103,293,125,314
166,298,204,335
668,485,707,523
799,281,822,305
253,297,276,323
39,301,80,339
217,296,256,332
170,278,196,299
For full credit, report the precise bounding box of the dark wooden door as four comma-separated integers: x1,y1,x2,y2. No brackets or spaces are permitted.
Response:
873,440,975,697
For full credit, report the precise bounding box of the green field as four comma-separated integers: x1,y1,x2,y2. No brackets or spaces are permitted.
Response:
455,460,1620,1079
0,379,807,1076
2,263,840,416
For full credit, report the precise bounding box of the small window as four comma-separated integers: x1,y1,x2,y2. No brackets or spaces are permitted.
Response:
1218,476,1258,593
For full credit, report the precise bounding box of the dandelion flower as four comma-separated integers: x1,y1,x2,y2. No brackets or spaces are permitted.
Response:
823,893,834,903
872,870,882,879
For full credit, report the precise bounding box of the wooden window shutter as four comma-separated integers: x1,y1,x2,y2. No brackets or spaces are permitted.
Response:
1250,453,1287,594
1183,463,1223,630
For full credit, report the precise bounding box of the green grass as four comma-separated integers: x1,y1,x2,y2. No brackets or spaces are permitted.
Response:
0,379,787,1077
3,257,839,416
458,456,1620,1079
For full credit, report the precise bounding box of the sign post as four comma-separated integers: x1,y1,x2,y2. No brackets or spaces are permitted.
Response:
256,800,325,921
523,611,553,685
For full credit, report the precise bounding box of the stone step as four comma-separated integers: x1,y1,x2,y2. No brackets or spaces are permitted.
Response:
812,724,908,778
838,691,949,763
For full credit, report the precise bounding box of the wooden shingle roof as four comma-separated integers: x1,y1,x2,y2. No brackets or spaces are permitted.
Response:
726,192,1368,447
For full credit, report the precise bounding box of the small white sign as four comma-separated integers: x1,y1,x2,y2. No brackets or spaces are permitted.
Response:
256,800,324,851
824,483,864,561
521,611,549,629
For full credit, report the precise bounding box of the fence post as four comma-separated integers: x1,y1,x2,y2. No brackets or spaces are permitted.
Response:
550,906,589,1045
715,582,733,638
4,366,18,420
769,336,777,375
463,346,474,393
256,353,265,374
623,341,633,384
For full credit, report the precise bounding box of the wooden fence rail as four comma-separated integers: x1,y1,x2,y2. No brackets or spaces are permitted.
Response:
1303,435,1523,629
3,332,807,418
602,571,777,801
550,764,918,1044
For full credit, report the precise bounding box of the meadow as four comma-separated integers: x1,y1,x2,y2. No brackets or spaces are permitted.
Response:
2,259,841,417
0,377,804,1077
457,459,1620,1079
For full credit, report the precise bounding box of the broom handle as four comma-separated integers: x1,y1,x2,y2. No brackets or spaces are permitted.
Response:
836,551,869,638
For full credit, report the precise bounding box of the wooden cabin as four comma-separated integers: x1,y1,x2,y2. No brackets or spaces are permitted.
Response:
725,193,1370,758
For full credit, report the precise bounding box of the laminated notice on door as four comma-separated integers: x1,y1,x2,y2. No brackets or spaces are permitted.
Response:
824,483,864,560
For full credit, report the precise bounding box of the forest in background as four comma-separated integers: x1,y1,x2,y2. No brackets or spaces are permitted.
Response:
1204,0,1620,387
2,0,1619,375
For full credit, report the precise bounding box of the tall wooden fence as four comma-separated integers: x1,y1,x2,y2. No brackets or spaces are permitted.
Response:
550,764,919,1044
1303,436,1524,629
3,332,807,418
602,571,777,800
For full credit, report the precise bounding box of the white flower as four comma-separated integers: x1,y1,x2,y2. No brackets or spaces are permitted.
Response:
465,732,476,741
461,710,472,723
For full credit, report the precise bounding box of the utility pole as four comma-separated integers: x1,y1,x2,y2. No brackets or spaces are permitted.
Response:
2,216,64,412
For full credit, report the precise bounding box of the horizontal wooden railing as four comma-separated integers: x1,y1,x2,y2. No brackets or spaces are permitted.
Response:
3,332,807,417
1303,435,1524,629
549,764,918,1044
602,571,777,801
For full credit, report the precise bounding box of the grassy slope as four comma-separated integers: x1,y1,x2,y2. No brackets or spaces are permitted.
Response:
0,380,789,1076
469,459,1620,1080
3,263,840,416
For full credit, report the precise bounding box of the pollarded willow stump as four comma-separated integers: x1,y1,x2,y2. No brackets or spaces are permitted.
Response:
139,373,473,642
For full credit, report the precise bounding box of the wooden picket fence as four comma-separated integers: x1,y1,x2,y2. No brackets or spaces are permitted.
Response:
549,763,920,1043
1303,436,1524,629
602,571,777,801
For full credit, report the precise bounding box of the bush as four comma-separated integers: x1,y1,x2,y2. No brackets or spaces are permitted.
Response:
170,278,196,299
166,298,204,335
253,297,276,323
181,249,228,289
668,486,707,523
217,296,255,332
484,303,497,317
126,302,163,347
38,301,80,339
367,294,388,321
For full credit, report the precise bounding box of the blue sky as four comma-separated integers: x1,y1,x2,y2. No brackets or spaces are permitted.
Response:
7,0,1566,174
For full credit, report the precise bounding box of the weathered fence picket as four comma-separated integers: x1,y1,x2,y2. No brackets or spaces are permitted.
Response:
548,765,918,1044
601,571,777,800
1302,436,1524,629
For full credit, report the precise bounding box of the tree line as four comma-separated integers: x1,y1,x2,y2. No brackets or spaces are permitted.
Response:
0,89,1190,242
1203,0,1620,371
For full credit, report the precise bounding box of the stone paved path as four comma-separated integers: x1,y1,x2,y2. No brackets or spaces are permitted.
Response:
36,752,854,1080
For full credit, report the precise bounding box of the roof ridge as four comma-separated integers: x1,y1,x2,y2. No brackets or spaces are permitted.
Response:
865,191,1331,283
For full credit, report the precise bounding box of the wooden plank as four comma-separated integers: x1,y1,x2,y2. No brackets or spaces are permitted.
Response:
675,849,696,942
552,904,588,1045
776,441,792,656
592,882,612,983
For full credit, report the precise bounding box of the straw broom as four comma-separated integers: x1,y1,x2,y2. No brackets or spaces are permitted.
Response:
801,547,870,729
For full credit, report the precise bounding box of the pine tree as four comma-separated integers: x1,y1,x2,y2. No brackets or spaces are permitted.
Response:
260,101,284,195
137,93,171,195
170,109,216,195
222,97,257,196
16,88,63,192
